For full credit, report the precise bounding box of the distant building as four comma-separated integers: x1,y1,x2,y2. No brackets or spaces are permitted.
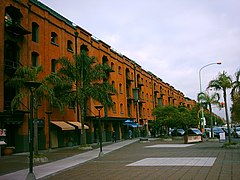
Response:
0,0,196,152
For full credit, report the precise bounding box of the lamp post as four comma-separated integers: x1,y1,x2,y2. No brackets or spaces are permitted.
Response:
198,62,221,133
45,111,52,152
94,105,104,157
24,81,41,180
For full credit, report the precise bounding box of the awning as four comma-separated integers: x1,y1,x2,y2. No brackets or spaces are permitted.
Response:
51,121,75,130
67,121,89,129
123,120,142,128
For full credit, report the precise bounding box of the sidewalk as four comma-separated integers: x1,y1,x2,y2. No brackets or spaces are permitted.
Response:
1,138,240,180
44,138,240,180
0,139,139,180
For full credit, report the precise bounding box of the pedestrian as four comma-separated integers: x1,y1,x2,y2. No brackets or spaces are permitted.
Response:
112,131,116,142
128,129,132,139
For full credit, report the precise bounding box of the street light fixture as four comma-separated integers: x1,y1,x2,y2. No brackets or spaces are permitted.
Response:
45,111,52,152
198,62,221,133
24,81,41,180
94,105,104,157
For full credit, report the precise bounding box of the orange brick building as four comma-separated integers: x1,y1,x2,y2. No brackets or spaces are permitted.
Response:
0,0,196,152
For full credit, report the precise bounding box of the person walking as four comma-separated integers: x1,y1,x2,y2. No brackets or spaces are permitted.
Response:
112,131,116,142
128,129,132,139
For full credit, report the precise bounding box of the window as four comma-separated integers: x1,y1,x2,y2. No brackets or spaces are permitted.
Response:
67,40,73,51
120,103,123,114
119,83,123,94
51,59,57,73
51,32,58,44
111,62,114,71
80,44,89,54
112,81,115,89
31,52,39,67
118,66,121,74
113,102,116,113
102,56,108,65
32,22,39,42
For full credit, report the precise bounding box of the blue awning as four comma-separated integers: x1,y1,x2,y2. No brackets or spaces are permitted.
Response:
123,120,142,128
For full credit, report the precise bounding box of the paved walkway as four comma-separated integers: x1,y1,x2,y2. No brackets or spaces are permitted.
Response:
0,139,138,180
1,138,240,180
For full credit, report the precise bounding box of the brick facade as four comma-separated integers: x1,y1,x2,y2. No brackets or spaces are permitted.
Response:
0,0,196,152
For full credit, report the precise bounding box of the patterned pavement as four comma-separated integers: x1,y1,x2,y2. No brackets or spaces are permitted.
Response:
1,138,240,180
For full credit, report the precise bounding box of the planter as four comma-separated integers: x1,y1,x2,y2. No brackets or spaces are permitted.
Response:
3,147,14,156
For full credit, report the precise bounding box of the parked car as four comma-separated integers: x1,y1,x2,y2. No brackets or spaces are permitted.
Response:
171,129,185,136
213,127,224,138
186,128,202,136
221,127,233,136
233,127,240,138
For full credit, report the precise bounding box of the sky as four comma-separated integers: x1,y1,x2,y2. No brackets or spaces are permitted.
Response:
39,0,240,119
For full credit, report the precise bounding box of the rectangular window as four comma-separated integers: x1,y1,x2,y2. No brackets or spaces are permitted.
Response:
31,52,38,67
51,59,57,73
32,22,39,42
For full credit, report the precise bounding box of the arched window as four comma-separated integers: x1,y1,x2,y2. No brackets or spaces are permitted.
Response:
80,44,89,54
118,66,122,74
119,83,123,94
51,32,58,44
31,52,39,67
111,62,114,71
113,102,116,113
120,103,123,114
32,22,39,42
51,59,57,73
102,56,108,65
112,81,115,88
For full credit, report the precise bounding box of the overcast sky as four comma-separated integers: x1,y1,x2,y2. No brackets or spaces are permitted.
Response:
39,0,240,119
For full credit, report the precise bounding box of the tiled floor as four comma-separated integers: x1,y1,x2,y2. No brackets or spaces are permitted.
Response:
126,157,216,167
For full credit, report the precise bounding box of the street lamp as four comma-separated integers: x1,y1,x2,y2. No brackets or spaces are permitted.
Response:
45,111,52,152
24,81,41,180
198,62,221,133
94,105,104,157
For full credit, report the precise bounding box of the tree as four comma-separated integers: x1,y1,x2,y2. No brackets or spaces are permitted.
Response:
231,69,240,124
198,91,220,138
152,105,198,136
7,66,62,155
56,51,116,145
208,71,232,142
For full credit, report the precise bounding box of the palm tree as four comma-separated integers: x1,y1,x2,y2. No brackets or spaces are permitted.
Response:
7,66,63,155
231,69,240,124
198,91,220,138
208,71,232,142
56,51,116,145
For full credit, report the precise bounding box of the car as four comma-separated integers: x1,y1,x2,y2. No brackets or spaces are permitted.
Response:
233,127,240,138
171,129,185,136
213,127,224,138
186,128,202,136
221,127,233,136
